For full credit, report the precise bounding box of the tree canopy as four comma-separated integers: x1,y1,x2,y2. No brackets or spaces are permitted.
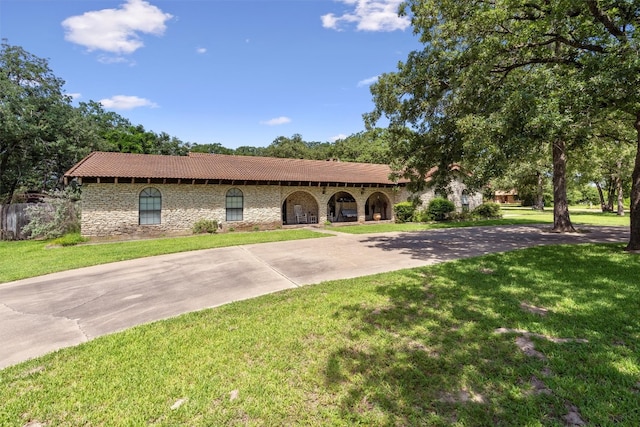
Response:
1,42,72,203
0,42,197,202
365,1,640,249
0,42,396,205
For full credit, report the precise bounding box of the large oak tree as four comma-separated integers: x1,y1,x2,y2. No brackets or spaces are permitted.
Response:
0,42,193,204
0,41,72,203
366,1,640,248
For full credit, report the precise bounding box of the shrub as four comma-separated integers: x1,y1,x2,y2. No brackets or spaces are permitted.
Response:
413,209,432,223
192,219,218,234
23,190,80,240
393,201,416,223
50,232,88,246
449,211,473,222
473,202,502,219
427,197,455,221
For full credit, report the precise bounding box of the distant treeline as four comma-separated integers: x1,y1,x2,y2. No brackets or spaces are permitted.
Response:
189,131,392,164
1,41,392,204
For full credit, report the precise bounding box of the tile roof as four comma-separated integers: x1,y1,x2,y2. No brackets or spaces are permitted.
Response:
64,151,410,185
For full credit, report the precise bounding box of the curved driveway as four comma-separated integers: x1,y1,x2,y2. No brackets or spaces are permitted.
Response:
0,225,628,369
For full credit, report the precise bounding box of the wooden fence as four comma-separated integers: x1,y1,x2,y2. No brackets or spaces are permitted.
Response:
1,204,34,240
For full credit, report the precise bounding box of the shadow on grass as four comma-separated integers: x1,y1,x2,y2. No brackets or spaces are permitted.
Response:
324,244,640,425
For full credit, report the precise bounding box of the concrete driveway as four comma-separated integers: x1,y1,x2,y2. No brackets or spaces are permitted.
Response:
0,225,629,369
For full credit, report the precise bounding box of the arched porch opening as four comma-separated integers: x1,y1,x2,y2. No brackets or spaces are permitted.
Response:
282,191,319,225
327,191,358,222
366,192,391,221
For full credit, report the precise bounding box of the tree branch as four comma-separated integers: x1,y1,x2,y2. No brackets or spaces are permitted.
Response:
586,0,627,42
492,57,581,75
552,34,605,53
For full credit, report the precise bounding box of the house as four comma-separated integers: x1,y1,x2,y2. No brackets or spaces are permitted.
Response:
493,189,519,204
64,152,482,237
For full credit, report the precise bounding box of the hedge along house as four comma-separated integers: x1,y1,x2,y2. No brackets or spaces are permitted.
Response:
64,151,481,238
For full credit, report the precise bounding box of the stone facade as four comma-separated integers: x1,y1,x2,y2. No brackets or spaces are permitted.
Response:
79,178,481,237
80,183,401,237
412,179,483,212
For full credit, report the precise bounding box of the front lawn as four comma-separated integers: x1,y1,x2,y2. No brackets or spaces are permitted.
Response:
501,206,631,226
326,217,541,234
1,244,638,426
328,206,629,234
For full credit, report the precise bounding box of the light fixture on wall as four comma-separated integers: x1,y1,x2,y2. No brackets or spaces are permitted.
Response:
322,186,326,194
360,187,365,195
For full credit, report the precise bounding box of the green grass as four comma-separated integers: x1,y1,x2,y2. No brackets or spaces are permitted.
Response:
501,206,631,227
326,217,540,234
328,206,629,234
49,232,89,246
1,244,638,425
0,229,327,284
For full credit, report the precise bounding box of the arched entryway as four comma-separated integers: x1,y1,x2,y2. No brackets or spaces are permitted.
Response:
282,191,319,225
366,192,391,221
327,191,358,222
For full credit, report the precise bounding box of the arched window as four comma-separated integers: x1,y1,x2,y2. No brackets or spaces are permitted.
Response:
226,188,243,221
461,189,470,211
139,187,161,225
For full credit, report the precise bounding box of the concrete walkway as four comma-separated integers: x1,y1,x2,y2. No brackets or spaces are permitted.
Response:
0,225,629,369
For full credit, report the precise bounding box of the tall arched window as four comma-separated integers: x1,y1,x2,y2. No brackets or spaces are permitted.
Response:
139,187,161,225
226,188,243,221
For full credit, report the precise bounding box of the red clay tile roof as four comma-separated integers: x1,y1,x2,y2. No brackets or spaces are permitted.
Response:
64,151,409,185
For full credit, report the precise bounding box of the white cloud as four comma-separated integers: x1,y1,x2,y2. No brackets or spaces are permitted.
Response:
196,47,207,54
67,92,82,100
98,55,134,65
62,0,173,55
331,134,348,142
321,0,410,32
357,75,379,87
260,116,292,126
99,95,158,110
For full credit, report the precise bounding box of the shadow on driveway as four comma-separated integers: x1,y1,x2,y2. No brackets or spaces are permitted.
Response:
359,225,629,263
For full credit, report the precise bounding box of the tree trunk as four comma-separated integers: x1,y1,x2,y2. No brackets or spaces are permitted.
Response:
534,171,544,210
616,160,625,216
595,182,607,212
606,178,615,211
625,113,640,251
552,139,575,232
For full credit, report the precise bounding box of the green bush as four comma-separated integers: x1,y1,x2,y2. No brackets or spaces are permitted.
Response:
427,197,455,221
393,201,416,223
50,232,88,246
413,209,432,223
448,211,473,222
192,219,218,234
23,190,81,240
473,202,502,219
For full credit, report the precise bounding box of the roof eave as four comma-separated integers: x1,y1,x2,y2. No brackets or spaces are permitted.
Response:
69,175,407,187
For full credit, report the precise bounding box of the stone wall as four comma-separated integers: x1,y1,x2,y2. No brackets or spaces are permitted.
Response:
81,183,278,237
79,180,483,237
410,178,483,212
79,183,403,237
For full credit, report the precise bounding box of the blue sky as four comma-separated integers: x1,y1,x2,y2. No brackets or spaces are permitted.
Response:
1,0,420,149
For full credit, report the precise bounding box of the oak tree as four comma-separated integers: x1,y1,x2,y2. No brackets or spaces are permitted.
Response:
366,1,640,246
